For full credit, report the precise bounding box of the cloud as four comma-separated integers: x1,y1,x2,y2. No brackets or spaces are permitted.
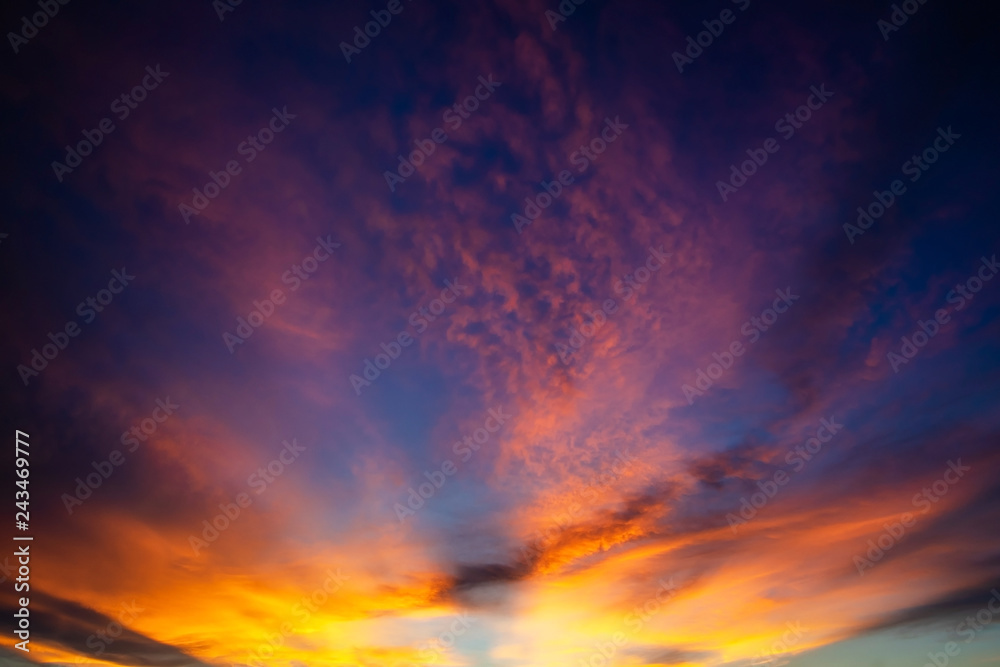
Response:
0,588,209,666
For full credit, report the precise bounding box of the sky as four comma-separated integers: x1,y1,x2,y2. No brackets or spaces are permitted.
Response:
1,0,1000,666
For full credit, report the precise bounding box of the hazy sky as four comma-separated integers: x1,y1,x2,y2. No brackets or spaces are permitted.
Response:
1,0,999,666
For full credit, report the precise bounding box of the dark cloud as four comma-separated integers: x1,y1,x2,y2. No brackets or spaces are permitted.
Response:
0,588,209,667
857,578,1000,636
635,647,718,665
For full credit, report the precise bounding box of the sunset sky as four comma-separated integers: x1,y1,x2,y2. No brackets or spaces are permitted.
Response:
2,0,1000,666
